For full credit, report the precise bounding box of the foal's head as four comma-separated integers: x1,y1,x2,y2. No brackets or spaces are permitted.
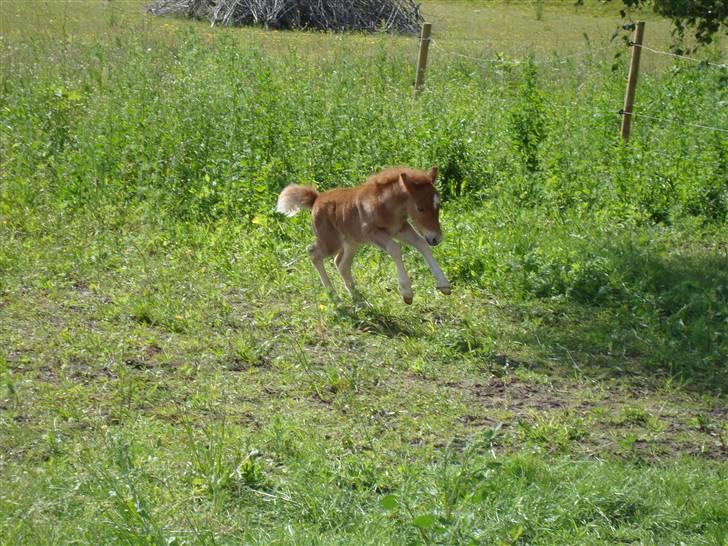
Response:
401,167,443,246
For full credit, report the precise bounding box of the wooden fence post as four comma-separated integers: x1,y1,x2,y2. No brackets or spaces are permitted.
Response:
620,21,645,141
414,22,432,97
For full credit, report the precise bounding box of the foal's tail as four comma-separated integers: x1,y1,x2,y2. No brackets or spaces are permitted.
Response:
276,185,319,217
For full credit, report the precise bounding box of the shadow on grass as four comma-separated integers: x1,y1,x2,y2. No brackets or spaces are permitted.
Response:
529,243,727,394
335,301,420,338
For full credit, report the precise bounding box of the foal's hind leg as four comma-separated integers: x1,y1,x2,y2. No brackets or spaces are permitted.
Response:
334,242,359,295
309,212,340,297
309,242,336,294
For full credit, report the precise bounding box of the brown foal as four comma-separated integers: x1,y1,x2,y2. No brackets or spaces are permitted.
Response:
276,166,451,304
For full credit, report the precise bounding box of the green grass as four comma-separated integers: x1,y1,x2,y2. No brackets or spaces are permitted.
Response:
1,0,727,544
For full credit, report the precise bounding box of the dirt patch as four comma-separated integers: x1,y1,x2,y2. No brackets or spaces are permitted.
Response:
470,377,569,411
123,344,163,370
450,374,727,461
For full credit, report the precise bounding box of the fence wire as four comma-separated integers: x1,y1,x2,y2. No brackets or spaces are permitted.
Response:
430,38,619,67
620,110,728,135
430,39,521,65
632,43,727,69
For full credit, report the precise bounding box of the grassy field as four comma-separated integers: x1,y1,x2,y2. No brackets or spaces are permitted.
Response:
1,0,727,544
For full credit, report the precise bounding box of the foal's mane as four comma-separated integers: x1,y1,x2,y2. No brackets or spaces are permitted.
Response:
365,167,431,188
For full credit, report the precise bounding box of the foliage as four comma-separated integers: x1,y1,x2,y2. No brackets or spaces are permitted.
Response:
592,0,728,48
508,58,545,174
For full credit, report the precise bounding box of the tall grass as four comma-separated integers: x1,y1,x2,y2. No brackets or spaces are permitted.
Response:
2,11,725,218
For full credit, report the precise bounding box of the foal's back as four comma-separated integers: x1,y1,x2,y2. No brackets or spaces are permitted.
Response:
311,185,371,246
312,168,419,244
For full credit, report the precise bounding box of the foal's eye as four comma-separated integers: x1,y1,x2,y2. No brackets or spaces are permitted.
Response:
417,206,425,212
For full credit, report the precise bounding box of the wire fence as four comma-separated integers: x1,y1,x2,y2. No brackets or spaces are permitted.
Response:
432,39,622,66
620,110,728,134
418,23,728,138
631,43,728,69
432,37,727,71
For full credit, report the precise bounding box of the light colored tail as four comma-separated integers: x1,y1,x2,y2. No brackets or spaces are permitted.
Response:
276,185,318,217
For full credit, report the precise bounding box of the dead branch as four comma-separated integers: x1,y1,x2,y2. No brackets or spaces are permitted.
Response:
147,0,423,34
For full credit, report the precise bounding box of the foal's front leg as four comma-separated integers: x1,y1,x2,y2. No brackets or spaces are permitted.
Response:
368,231,414,304
395,223,451,295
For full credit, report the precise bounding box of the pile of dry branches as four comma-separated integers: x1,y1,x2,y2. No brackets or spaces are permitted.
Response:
147,0,424,34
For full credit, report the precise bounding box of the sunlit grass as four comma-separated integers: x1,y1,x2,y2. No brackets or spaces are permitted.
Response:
3,0,722,71
1,0,726,543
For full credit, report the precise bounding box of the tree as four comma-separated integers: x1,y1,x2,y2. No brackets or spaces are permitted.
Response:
581,0,728,49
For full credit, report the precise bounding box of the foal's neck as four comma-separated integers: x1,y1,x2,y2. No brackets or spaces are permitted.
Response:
381,180,411,211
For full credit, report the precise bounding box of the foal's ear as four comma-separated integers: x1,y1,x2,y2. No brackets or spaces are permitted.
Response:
399,172,416,193
428,166,439,183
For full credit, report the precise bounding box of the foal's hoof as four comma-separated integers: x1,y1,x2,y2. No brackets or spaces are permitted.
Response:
437,286,452,295
403,296,413,305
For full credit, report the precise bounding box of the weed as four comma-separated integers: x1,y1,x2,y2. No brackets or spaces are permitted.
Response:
184,420,267,509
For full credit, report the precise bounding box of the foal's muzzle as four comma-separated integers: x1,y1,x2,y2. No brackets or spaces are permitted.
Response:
426,235,441,246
